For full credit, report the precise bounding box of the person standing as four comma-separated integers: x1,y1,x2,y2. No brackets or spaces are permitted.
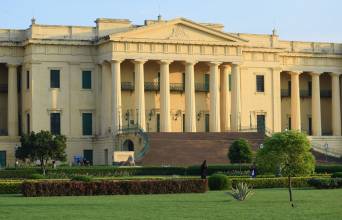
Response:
200,160,208,179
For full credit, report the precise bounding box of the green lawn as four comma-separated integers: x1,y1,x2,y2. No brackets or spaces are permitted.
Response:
0,189,341,220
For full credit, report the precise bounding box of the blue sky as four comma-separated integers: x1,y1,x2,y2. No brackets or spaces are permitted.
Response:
0,0,341,42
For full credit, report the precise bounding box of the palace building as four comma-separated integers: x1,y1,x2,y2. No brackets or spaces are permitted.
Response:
0,16,341,166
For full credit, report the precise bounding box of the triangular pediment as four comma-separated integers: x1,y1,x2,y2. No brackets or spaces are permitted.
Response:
109,18,247,44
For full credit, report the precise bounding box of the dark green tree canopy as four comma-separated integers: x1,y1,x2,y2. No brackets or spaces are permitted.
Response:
228,139,253,164
256,130,315,176
16,130,67,174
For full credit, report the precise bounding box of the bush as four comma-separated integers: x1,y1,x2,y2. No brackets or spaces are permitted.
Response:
228,139,253,164
230,177,328,189
0,182,21,194
21,179,208,197
308,178,342,189
71,175,93,182
332,172,342,178
208,174,231,190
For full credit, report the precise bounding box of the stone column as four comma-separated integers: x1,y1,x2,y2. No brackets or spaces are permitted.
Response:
272,68,282,132
111,60,123,133
231,63,240,131
290,71,301,131
7,64,18,136
134,59,146,131
159,60,172,132
331,73,341,136
220,65,230,131
185,61,196,132
311,72,322,136
209,62,221,132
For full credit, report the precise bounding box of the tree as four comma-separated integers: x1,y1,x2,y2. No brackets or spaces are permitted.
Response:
16,130,67,175
256,130,315,207
228,139,253,164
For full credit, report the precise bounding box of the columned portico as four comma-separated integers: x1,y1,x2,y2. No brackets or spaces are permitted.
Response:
111,60,123,133
133,59,146,131
184,61,196,132
7,64,18,136
231,63,240,131
311,72,322,136
209,62,221,132
290,71,301,131
159,60,172,132
331,73,341,136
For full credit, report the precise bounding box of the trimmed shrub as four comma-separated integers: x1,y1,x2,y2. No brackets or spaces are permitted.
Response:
71,175,93,182
0,182,22,194
21,179,208,197
228,139,253,164
208,174,231,190
230,177,329,189
331,172,342,178
308,178,342,189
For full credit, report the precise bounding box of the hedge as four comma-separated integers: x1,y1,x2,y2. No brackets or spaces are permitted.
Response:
0,182,22,194
21,179,208,197
1,164,341,179
315,164,342,173
230,177,330,189
308,178,342,189
332,172,342,178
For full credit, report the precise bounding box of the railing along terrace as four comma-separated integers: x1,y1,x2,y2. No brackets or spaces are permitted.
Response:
170,83,185,92
195,83,209,92
144,82,160,91
121,82,134,91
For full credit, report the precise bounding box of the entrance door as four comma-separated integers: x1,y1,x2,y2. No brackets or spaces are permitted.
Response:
308,117,312,135
156,113,160,132
205,114,209,132
0,151,6,168
257,115,265,133
83,150,93,165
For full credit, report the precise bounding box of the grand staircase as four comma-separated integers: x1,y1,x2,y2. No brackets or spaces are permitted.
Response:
137,132,265,166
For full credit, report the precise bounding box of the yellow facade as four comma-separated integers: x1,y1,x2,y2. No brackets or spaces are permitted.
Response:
0,17,341,166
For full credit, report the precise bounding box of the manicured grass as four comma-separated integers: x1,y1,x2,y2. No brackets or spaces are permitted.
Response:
0,189,341,220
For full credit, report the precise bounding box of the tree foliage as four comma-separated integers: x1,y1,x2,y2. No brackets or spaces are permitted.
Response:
16,130,67,175
256,130,315,176
228,139,253,164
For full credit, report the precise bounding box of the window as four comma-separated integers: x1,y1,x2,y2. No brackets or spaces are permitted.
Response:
50,113,61,135
288,81,291,96
256,75,264,92
26,113,30,134
204,74,209,91
82,71,92,89
308,81,312,97
50,69,60,88
26,71,30,89
82,113,93,136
